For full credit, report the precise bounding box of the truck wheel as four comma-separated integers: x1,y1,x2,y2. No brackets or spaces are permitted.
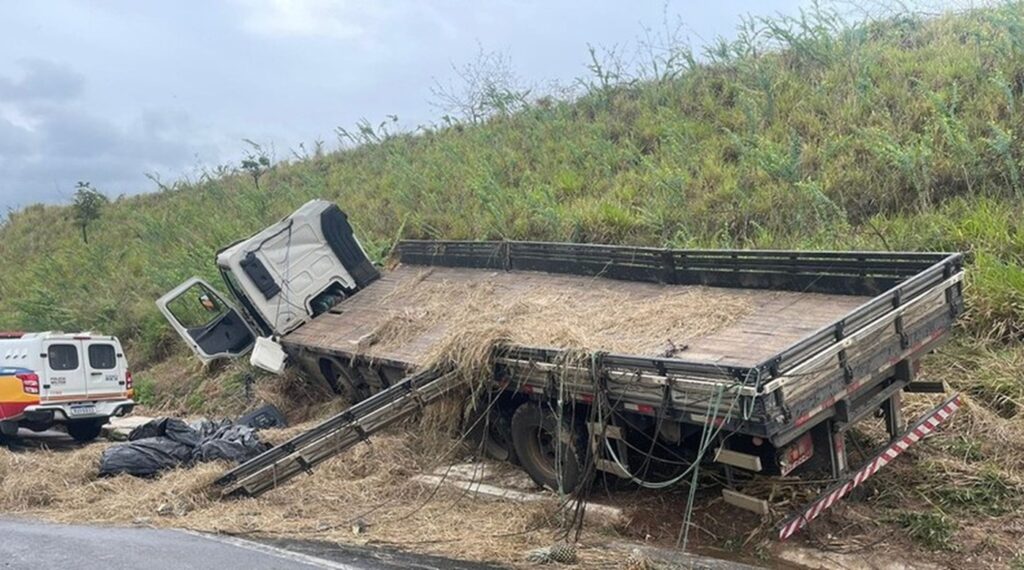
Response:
66,419,104,443
511,404,589,493
467,402,518,464
319,358,368,404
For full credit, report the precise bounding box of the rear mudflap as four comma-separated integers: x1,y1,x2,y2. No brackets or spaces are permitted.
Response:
777,393,962,540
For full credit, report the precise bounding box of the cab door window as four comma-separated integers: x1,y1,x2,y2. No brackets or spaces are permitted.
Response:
156,277,257,361
166,282,229,330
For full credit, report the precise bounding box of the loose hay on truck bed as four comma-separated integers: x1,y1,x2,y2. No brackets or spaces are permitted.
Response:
284,265,871,368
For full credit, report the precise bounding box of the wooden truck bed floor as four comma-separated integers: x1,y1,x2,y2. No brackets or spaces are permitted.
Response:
283,265,870,370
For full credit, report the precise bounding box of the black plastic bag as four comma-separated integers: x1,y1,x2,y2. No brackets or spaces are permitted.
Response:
127,417,201,447
100,416,269,477
193,424,268,463
98,438,195,477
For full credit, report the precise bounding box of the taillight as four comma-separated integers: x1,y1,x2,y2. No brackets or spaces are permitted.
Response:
778,432,814,476
125,370,133,391
16,372,40,395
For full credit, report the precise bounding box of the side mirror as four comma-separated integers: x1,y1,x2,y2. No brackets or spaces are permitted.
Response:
199,293,219,312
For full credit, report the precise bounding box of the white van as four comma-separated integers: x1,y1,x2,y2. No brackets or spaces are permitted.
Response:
0,332,135,442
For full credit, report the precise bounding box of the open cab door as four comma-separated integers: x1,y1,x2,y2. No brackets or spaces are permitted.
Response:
157,278,256,362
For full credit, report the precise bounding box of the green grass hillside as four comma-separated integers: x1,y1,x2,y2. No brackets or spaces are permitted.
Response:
1,2,1024,558
2,4,1022,357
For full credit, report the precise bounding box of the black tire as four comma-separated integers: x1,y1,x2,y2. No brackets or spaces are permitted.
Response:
510,403,589,493
467,402,518,464
0,420,18,438
319,358,369,404
66,419,104,443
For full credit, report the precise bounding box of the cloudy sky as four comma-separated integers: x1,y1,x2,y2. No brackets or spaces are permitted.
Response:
0,0,828,212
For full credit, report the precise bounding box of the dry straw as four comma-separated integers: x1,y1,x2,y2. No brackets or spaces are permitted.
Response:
361,268,759,361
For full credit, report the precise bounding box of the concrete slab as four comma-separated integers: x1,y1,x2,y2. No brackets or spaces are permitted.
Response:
412,462,627,528
102,415,154,441
776,544,940,570
608,541,765,570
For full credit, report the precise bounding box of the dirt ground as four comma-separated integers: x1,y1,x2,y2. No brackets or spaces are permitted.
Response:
2,396,1019,570
0,425,712,569
3,353,1022,569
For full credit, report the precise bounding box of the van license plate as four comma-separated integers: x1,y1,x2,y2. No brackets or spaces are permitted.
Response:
70,405,96,416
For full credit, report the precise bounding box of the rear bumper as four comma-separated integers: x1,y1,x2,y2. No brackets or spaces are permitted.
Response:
24,398,135,423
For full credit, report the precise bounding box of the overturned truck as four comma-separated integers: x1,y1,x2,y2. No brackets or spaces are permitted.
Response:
158,200,965,539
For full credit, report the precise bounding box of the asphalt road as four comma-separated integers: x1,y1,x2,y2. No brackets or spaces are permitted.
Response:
0,518,501,570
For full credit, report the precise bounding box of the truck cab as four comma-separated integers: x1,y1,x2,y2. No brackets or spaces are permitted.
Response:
157,200,379,365
0,332,135,442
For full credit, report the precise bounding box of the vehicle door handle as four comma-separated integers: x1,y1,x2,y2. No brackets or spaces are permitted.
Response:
90,372,102,376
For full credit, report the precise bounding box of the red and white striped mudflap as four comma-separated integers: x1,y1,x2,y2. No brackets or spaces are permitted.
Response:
777,393,962,541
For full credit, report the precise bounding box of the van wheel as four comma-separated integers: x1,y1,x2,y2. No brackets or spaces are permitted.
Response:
66,419,104,443
511,403,589,493
0,420,18,438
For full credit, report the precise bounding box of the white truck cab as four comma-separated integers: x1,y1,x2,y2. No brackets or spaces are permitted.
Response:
157,200,379,367
0,332,135,442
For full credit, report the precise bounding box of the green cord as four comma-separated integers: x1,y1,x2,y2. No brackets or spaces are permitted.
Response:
679,382,725,549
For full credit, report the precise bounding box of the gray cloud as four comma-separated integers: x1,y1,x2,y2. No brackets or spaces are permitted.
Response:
0,116,36,154
0,59,220,210
0,59,85,102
